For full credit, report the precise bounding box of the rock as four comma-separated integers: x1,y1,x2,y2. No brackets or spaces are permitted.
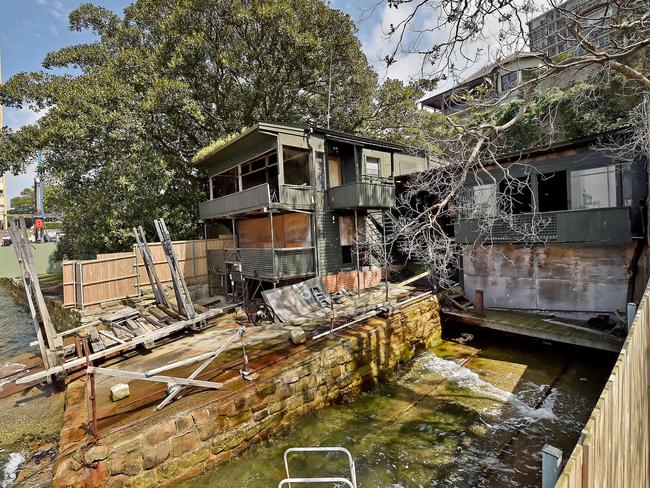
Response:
110,383,130,402
289,327,307,345
84,445,110,464
143,441,171,470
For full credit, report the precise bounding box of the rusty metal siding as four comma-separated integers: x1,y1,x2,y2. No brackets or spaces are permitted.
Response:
462,242,636,313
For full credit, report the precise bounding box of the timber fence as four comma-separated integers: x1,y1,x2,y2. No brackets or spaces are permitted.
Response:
62,237,234,309
554,281,650,487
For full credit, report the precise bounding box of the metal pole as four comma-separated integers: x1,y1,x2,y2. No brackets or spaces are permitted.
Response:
355,209,360,298
541,444,562,488
382,210,388,301
270,211,276,281
627,302,637,330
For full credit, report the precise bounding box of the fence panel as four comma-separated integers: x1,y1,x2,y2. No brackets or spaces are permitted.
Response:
63,237,234,308
555,283,650,487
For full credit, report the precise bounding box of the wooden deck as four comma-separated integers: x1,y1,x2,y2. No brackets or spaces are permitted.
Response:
443,308,624,352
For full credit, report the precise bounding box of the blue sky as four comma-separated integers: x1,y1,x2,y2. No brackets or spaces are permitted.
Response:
0,0,429,201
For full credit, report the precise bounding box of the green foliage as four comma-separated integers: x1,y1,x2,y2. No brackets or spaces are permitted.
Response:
8,185,61,214
0,0,416,259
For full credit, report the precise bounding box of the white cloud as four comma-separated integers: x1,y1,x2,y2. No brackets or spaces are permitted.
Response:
3,107,46,130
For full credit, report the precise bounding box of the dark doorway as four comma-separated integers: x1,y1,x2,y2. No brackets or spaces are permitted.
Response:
538,171,568,212
499,177,534,214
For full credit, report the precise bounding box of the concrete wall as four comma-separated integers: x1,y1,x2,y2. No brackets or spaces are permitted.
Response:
463,242,635,313
52,296,441,488
0,243,60,278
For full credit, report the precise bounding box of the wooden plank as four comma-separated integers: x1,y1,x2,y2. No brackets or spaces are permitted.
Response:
15,308,224,384
88,366,223,389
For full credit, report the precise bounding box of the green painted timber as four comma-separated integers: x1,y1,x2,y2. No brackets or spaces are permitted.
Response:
454,207,633,244
327,181,395,209
199,184,315,220
0,243,61,278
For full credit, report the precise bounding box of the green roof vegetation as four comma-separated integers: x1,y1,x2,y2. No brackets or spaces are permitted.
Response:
192,129,249,164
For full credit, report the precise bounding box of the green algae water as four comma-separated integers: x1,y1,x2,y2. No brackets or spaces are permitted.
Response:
0,287,35,487
0,287,35,364
180,326,615,487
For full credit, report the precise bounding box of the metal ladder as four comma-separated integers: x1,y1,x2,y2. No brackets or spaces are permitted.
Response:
278,447,358,488
311,287,331,308
134,225,169,308
154,219,204,329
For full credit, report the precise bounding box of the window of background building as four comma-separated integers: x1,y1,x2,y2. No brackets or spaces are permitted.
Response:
283,147,311,186
570,166,617,209
500,71,518,92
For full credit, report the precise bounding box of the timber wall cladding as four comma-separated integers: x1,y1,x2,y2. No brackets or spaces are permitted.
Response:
62,237,234,308
462,242,635,313
555,280,650,488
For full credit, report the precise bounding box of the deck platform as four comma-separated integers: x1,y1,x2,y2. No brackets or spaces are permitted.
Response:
443,308,624,352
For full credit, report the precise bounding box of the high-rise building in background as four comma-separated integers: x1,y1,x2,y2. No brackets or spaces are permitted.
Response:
528,0,612,58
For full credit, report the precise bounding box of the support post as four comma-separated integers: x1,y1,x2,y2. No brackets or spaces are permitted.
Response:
354,209,360,298
270,211,276,280
475,289,485,317
541,444,562,488
382,210,388,301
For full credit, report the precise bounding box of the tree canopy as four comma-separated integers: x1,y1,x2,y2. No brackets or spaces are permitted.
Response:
0,0,424,258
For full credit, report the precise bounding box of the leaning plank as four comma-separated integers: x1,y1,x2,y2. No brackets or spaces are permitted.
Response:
15,308,224,384
88,366,223,389
98,330,126,345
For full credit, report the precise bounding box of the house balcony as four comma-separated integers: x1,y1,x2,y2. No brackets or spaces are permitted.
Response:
454,207,635,244
199,183,314,220
327,178,396,210
207,247,315,281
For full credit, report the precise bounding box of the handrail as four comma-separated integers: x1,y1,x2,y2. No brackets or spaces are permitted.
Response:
278,478,355,487
282,447,357,488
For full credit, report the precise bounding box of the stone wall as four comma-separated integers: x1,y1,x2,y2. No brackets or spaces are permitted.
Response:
52,295,441,487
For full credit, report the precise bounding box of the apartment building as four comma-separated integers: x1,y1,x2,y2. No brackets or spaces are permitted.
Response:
528,0,613,58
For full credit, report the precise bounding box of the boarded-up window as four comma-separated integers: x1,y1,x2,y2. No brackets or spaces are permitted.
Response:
238,213,312,249
283,147,311,186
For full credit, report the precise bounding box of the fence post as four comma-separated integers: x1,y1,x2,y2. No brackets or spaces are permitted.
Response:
542,444,563,488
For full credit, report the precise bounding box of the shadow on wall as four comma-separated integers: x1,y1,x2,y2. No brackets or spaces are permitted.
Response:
0,243,62,278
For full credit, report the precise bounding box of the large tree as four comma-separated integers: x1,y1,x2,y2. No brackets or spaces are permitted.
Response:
0,0,419,258
373,0,650,286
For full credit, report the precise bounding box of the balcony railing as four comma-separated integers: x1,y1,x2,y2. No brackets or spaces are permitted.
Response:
208,247,315,280
328,180,396,210
199,183,314,219
454,207,634,244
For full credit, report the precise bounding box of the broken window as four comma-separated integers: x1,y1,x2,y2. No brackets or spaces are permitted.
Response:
283,146,311,186
240,152,278,193
538,170,568,212
339,215,356,266
500,71,518,92
211,167,239,199
570,166,617,209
